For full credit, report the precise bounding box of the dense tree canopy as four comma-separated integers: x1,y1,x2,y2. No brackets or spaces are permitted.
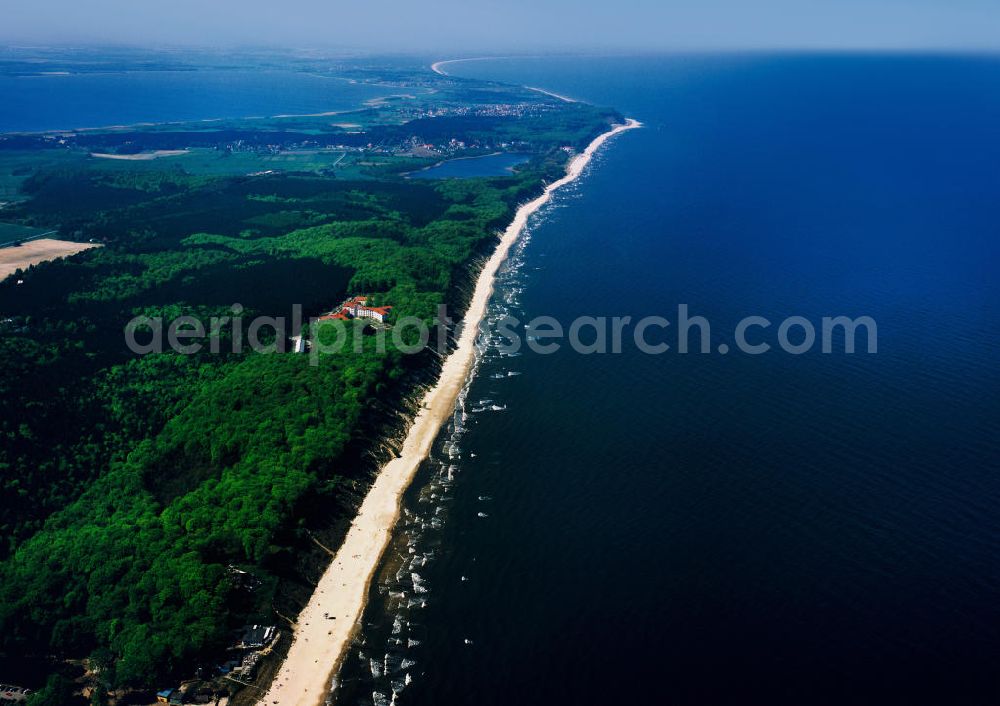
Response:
0,88,617,691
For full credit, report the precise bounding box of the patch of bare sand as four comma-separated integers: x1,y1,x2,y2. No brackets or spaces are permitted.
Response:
0,238,100,280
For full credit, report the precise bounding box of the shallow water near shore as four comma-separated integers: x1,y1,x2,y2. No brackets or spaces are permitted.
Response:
334,54,1000,705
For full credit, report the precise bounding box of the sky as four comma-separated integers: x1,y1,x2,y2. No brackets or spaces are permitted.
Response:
3,0,999,52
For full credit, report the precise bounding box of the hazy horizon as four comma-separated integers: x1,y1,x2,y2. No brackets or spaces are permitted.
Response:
3,0,1000,53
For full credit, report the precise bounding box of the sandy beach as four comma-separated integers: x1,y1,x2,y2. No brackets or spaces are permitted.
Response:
0,238,100,280
258,117,640,706
525,86,577,103
429,57,517,76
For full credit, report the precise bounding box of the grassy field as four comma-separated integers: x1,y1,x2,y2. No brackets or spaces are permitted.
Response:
0,147,435,187
93,147,355,175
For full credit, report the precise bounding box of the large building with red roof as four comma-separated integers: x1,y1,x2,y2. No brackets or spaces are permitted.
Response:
319,296,392,323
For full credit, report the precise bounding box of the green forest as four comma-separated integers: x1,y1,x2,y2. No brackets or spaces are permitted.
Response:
0,67,620,702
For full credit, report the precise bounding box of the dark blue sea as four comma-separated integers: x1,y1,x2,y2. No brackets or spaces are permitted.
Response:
334,55,1000,705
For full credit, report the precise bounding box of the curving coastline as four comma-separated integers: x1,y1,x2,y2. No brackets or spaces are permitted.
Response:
429,57,503,76
430,57,576,102
258,116,641,706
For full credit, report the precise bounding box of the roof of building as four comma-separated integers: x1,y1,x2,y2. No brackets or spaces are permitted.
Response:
240,624,276,647
318,296,393,322
319,310,350,321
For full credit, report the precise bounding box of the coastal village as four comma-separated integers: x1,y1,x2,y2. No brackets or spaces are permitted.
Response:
0,100,549,164
0,623,281,706
220,101,545,156
151,624,278,706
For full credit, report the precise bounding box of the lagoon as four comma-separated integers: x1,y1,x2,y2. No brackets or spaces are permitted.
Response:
0,69,401,133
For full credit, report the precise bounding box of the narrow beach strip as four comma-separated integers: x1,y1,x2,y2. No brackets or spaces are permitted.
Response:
526,86,577,103
259,117,641,706
429,57,494,75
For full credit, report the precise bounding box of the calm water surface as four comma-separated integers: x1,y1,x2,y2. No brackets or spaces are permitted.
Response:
0,69,400,133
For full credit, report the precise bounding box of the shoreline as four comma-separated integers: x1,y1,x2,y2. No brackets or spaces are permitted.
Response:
257,117,641,706
1,90,429,138
429,57,500,76
430,58,576,103
525,85,577,103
